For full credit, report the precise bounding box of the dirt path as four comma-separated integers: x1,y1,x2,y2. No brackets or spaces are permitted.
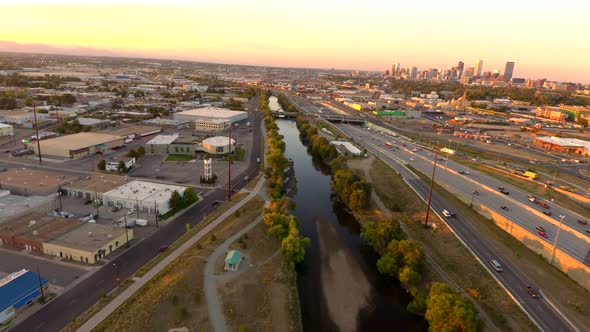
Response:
203,214,264,332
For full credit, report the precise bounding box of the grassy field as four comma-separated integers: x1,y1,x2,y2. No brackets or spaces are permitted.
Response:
165,154,194,161
409,165,590,330
93,196,267,332
361,158,538,331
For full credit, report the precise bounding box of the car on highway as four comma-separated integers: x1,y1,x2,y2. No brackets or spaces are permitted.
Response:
542,211,552,216
500,190,510,195
472,190,479,195
577,219,588,225
458,170,470,175
158,245,169,252
501,206,509,211
538,230,549,238
537,201,550,209
526,286,539,298
536,226,546,233
586,229,590,234
490,259,503,272
528,195,536,202
441,209,455,218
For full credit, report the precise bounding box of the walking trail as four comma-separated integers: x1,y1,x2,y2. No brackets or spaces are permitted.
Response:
76,176,265,332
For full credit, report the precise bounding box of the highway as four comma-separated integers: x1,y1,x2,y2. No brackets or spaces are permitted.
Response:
334,123,577,332
339,124,590,267
10,109,262,332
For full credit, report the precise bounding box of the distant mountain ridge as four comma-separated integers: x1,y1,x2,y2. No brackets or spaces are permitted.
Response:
0,40,121,57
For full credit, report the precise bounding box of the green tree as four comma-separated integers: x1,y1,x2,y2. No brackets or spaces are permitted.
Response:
425,282,477,332
137,146,146,156
361,219,404,254
182,187,198,206
127,149,140,158
169,190,183,211
97,159,106,171
117,160,126,173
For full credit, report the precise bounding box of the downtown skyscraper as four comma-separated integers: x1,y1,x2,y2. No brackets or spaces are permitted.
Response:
474,59,483,78
504,61,515,82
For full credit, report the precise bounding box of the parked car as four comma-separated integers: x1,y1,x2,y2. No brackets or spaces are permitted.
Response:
127,208,137,215
577,219,588,225
111,205,122,212
526,286,539,298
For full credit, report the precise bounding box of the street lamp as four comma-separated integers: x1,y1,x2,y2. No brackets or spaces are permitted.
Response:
550,215,565,265
113,263,120,286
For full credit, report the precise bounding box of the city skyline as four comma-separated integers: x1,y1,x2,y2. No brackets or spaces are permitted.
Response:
1,0,589,83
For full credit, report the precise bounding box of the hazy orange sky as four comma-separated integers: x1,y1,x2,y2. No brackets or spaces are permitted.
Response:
1,0,589,83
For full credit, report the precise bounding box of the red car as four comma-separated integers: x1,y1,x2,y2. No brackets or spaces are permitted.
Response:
538,231,549,238
159,245,169,252
537,201,550,209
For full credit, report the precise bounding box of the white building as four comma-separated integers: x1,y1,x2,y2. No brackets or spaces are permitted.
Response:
174,107,248,124
0,123,14,136
195,118,230,132
202,136,235,155
102,180,187,215
203,158,213,181
106,157,136,172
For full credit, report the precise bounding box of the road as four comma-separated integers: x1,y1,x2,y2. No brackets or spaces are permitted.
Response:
9,107,262,332
340,124,590,265
335,124,576,332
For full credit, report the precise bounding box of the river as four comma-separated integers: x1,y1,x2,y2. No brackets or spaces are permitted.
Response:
275,116,427,332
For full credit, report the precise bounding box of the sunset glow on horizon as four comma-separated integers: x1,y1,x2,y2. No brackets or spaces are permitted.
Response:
1,0,589,82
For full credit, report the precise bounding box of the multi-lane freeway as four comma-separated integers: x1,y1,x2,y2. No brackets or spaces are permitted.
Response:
339,124,590,267
334,123,578,332
10,109,263,332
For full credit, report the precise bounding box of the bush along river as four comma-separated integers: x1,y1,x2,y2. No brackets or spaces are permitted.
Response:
276,117,427,332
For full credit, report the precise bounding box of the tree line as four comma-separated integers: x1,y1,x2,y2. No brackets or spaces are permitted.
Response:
259,90,310,267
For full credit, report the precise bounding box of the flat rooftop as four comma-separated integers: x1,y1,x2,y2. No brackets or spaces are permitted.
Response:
536,136,590,148
47,223,127,252
63,174,130,194
0,191,54,222
0,168,77,193
176,107,246,119
0,214,82,243
38,132,122,151
144,118,191,125
146,134,179,145
203,136,234,146
103,180,186,204
104,125,161,137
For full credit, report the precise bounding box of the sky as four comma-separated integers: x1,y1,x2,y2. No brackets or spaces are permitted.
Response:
1,0,589,83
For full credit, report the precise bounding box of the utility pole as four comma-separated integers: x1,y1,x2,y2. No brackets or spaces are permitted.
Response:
94,186,99,218
33,104,42,165
424,151,439,229
227,124,232,201
57,183,63,210
113,263,120,286
550,215,565,264
124,214,129,248
154,200,158,228
36,266,45,302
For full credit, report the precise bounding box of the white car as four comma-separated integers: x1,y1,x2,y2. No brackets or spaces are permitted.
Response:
127,208,137,215
442,209,455,218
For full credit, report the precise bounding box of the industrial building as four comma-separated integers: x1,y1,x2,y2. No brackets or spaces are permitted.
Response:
0,123,14,136
62,174,129,202
104,125,162,142
0,190,55,223
0,269,48,324
145,134,195,156
173,107,248,124
534,136,590,156
0,168,77,196
194,118,231,132
43,223,132,264
102,180,187,215
0,215,81,254
0,110,51,126
31,132,124,159
201,136,235,155
143,118,191,129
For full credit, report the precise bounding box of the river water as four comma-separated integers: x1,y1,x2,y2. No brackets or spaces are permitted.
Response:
276,118,427,332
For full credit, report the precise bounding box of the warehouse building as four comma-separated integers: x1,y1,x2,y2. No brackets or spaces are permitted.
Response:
0,190,55,223
62,174,129,202
0,215,81,254
102,180,187,215
201,136,235,155
145,134,195,156
43,223,132,264
0,168,77,196
31,132,124,159
104,125,162,142
534,136,590,156
0,123,14,136
0,269,48,324
195,118,231,132
173,107,247,124
143,118,191,129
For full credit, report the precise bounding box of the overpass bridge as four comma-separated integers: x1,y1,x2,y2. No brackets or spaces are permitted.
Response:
316,114,365,124
270,111,298,118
